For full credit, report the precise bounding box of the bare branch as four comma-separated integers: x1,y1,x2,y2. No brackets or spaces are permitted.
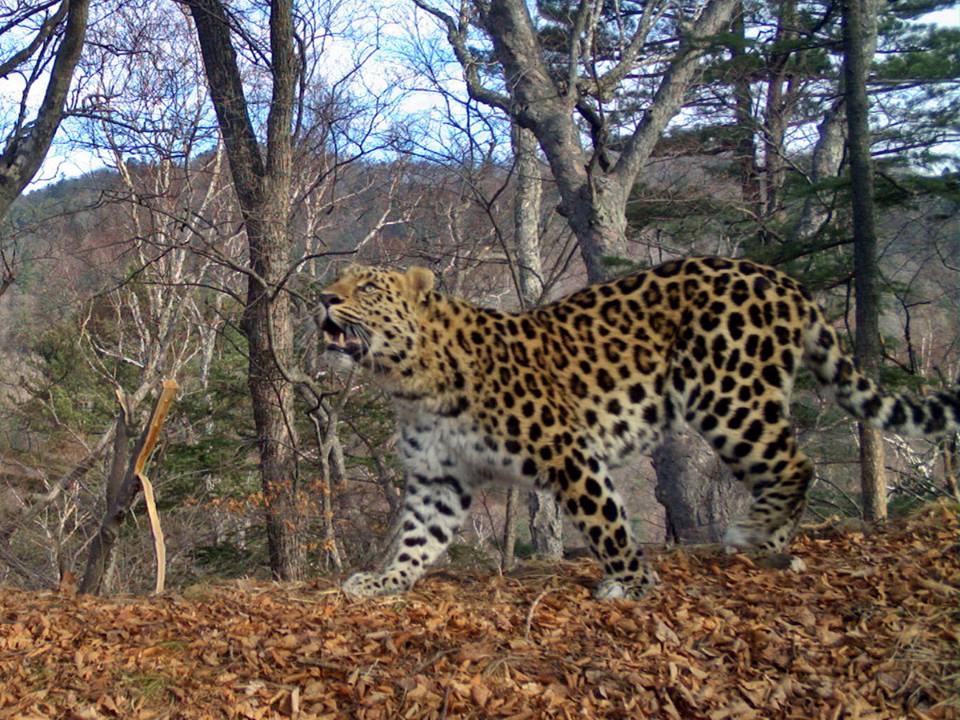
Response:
0,0,90,220
0,0,67,79
612,0,738,186
412,0,511,112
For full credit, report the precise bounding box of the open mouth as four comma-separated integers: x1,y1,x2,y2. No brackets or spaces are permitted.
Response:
322,317,367,359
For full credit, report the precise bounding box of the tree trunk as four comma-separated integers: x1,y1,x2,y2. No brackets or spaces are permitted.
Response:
512,124,544,305
106,401,132,512
300,383,345,573
187,0,305,580
760,0,796,228
788,2,878,247
244,223,304,580
478,0,738,283
565,178,631,280
526,487,563,558
95,401,132,592
788,102,846,244
731,1,761,219
652,432,750,544
842,0,886,524
0,270,14,301
510,122,564,560
944,438,960,503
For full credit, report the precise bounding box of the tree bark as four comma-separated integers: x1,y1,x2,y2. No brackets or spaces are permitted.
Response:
944,438,960,503
510,122,564,560
512,124,544,307
0,269,14,301
760,0,797,227
653,432,750,544
187,0,305,580
300,383,345,573
526,487,563,558
788,102,846,244
0,0,90,221
501,486,519,571
842,0,886,524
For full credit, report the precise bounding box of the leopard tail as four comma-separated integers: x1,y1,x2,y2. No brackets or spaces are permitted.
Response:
802,308,960,438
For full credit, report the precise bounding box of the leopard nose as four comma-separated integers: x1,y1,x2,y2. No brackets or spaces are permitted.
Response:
318,293,342,308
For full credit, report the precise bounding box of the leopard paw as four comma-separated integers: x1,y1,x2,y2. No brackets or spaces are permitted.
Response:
593,570,659,601
341,571,410,598
724,520,794,553
757,553,807,573
723,521,760,551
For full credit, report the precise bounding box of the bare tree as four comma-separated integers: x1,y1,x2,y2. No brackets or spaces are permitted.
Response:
0,244,14,299
72,156,240,591
185,0,405,580
183,0,307,580
652,431,748,543
414,0,737,283
0,143,237,591
55,5,244,591
842,0,886,523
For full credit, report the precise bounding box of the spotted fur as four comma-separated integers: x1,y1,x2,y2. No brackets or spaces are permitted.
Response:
320,257,960,600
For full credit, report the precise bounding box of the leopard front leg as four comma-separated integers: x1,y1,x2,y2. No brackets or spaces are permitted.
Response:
549,448,658,600
342,451,473,598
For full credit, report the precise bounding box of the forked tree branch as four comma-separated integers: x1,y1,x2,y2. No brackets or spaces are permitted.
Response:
412,0,511,112
0,0,90,220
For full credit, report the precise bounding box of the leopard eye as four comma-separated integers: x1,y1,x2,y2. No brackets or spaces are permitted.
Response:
359,282,378,294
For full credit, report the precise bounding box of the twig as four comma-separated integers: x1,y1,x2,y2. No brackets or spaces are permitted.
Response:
525,587,554,641
440,684,450,719
411,648,456,676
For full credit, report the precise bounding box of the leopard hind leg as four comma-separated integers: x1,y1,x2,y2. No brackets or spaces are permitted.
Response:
691,398,813,554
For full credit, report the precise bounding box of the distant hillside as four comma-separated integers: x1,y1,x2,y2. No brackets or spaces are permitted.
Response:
8,168,121,226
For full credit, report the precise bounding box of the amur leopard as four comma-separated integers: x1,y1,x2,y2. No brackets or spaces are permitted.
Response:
319,256,960,600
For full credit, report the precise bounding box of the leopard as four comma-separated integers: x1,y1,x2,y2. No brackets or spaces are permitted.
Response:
319,256,960,600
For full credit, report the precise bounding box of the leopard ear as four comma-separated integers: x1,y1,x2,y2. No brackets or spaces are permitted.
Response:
406,266,435,297
338,263,365,280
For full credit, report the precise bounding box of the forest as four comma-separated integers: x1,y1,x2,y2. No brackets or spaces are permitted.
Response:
0,0,957,717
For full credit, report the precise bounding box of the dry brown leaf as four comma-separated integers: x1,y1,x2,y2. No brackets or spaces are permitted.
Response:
0,504,955,719
470,681,491,707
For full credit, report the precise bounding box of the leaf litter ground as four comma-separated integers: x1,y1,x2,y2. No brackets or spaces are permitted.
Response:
1,503,957,719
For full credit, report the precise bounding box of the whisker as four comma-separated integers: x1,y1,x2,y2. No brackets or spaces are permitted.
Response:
337,310,362,325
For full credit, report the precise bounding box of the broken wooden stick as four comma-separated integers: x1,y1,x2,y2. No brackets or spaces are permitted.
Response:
79,379,179,595
136,379,178,594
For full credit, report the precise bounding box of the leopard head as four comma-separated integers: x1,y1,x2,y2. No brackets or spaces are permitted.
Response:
318,264,436,381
